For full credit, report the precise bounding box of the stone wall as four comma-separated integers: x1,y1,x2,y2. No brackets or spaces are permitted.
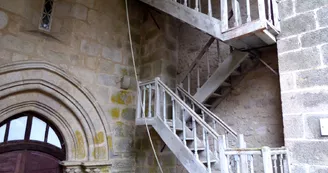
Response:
134,4,180,172
0,0,140,172
213,47,284,148
277,0,328,172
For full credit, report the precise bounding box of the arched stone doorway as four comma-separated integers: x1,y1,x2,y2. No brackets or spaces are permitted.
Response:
0,61,113,172
0,112,65,173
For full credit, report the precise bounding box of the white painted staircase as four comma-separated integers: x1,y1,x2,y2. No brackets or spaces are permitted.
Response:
136,78,290,173
136,0,290,172
140,0,281,50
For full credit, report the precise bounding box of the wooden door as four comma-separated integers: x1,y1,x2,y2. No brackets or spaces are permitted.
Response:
0,151,61,173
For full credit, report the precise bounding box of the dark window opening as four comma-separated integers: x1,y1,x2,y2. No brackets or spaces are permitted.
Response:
40,0,54,31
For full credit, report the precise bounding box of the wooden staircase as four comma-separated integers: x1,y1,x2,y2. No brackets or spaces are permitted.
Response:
140,0,280,50
136,78,290,173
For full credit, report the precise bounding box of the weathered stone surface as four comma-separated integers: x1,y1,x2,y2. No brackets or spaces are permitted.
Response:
287,140,328,165
283,114,304,138
113,138,134,152
102,46,122,63
97,73,120,87
97,58,115,74
0,10,8,29
84,57,98,70
301,28,328,47
80,40,101,56
281,90,328,114
296,68,328,88
0,0,25,15
280,12,316,38
121,108,136,121
76,0,94,8
295,0,328,13
317,7,328,27
53,1,71,17
277,36,300,53
278,0,294,20
12,53,28,61
279,72,295,91
278,47,320,72
304,114,328,139
71,3,88,20
0,35,35,54
291,165,308,173
322,44,328,65
309,166,328,173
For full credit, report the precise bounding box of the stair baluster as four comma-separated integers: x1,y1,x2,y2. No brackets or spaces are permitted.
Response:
208,0,212,16
172,98,176,134
195,0,199,11
148,85,152,118
246,0,251,22
142,86,146,118
182,108,187,146
163,87,167,124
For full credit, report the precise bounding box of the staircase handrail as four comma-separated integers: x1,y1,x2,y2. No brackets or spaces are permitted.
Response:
139,78,220,139
177,85,237,138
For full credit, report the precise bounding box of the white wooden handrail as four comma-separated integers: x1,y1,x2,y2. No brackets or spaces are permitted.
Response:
176,85,238,138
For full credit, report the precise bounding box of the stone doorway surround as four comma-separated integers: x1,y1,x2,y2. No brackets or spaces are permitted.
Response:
0,61,113,172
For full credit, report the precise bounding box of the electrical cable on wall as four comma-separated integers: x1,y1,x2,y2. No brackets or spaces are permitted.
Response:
124,0,164,172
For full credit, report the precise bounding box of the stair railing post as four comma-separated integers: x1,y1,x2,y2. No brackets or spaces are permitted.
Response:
171,98,176,134
148,84,152,118
205,131,211,173
262,146,273,173
208,0,212,17
192,117,198,159
163,87,167,124
258,0,266,22
218,135,229,173
246,0,251,22
220,0,228,32
182,108,187,146
155,78,160,119
238,134,248,173
195,0,199,11
267,0,272,23
142,86,146,118
136,83,142,119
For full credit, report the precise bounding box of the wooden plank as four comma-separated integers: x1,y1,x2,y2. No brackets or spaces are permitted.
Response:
140,0,223,39
255,29,276,45
152,117,208,173
222,20,267,41
193,50,249,103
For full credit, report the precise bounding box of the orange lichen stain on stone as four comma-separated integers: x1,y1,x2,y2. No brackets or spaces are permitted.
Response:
111,90,133,105
75,131,86,159
107,136,113,150
94,131,105,144
92,146,106,159
110,108,120,119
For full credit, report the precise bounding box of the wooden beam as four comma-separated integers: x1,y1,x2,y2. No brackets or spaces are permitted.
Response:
140,0,223,39
194,50,249,103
